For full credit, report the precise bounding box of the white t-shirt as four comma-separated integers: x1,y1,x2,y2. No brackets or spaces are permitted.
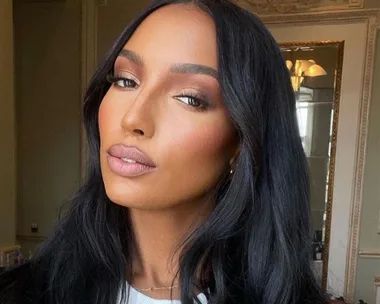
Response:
120,285,208,304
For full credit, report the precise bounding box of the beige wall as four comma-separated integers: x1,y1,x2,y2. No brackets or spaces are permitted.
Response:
353,2,380,303
0,0,16,248
355,30,380,302
365,0,380,8
97,0,151,61
13,0,82,252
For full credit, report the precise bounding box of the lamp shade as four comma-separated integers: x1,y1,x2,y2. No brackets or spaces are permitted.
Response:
304,64,327,77
294,60,314,76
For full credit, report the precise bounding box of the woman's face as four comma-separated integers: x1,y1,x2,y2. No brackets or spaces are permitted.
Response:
99,4,238,210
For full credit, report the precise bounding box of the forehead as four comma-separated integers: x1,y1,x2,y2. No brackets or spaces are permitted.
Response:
122,4,218,69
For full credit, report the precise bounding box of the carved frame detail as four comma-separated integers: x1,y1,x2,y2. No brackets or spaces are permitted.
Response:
235,0,365,15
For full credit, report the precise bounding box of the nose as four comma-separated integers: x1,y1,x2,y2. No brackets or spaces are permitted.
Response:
120,90,155,138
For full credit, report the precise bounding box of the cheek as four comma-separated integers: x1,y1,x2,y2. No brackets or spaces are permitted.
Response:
162,116,236,173
155,115,236,202
98,97,111,137
98,93,121,142
181,126,228,157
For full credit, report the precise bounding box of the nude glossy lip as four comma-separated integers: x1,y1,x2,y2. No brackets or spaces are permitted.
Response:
106,144,156,177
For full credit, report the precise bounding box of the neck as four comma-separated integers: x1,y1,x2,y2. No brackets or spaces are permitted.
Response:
129,199,214,297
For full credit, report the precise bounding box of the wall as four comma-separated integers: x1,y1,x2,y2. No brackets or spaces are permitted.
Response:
366,0,380,8
97,0,151,61
13,0,82,253
0,0,16,248
355,30,380,303
351,1,380,303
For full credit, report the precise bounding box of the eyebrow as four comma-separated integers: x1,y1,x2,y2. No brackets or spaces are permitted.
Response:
171,63,218,79
118,49,219,80
119,49,144,66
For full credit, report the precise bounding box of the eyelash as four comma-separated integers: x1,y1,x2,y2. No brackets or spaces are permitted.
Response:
175,91,209,111
106,74,210,111
106,74,138,89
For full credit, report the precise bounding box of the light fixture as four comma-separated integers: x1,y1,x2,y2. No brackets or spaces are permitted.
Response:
286,59,327,92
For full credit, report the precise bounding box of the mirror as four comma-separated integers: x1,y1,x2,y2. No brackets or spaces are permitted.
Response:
280,41,344,289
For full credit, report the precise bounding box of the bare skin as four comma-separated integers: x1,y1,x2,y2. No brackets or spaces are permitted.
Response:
98,4,239,300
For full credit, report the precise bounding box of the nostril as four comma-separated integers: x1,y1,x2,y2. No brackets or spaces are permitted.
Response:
133,129,144,136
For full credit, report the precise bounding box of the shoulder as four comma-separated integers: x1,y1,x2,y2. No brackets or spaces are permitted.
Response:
0,262,42,304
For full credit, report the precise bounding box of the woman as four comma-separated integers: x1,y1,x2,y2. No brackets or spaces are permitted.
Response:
0,0,328,303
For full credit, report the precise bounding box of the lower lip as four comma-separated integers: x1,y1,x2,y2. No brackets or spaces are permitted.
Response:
106,155,156,177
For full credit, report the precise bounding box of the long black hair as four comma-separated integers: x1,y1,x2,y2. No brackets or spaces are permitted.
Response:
0,0,328,303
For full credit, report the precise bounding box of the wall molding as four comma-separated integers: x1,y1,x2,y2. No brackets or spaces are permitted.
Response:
16,0,65,3
16,234,46,242
81,0,98,92
345,10,380,303
80,0,99,178
359,249,380,259
95,0,107,5
236,0,365,15
257,8,380,303
259,8,380,24
0,245,21,254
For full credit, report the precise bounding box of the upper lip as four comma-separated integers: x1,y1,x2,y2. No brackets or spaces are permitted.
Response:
107,144,156,167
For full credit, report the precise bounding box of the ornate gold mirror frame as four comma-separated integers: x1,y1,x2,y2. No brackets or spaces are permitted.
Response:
280,40,345,290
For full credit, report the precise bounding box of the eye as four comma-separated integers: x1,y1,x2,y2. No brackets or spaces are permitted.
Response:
106,74,139,89
175,92,209,110
116,78,137,89
177,96,202,107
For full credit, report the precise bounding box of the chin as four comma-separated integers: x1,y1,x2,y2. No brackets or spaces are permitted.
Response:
104,183,144,208
103,182,172,211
